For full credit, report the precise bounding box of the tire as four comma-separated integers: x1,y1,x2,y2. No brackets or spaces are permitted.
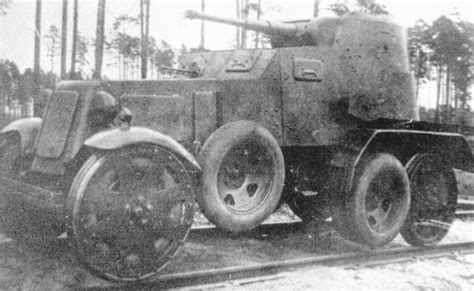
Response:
198,121,285,233
67,144,195,282
400,154,457,246
331,153,410,247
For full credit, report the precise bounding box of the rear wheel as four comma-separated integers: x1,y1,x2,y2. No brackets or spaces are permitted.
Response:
67,144,195,282
198,121,284,233
332,153,410,247
400,154,457,246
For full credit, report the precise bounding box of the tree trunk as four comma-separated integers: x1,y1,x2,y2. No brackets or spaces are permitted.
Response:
145,0,150,75
460,88,467,125
453,83,457,123
241,0,249,49
34,0,42,77
93,0,106,80
50,38,55,72
445,65,450,123
200,0,205,49
434,65,441,123
140,0,145,79
313,0,319,17
124,58,127,79
254,0,261,48
70,0,78,77
235,0,240,49
34,0,42,116
139,0,150,79
60,0,68,79
415,78,420,102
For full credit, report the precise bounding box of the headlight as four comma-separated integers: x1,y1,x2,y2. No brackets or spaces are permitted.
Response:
89,91,120,126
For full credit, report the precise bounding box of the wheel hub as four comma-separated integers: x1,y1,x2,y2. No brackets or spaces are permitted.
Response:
217,142,273,213
69,145,195,282
363,168,407,234
366,196,392,229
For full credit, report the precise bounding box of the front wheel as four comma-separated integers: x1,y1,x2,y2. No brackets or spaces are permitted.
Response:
198,121,285,233
331,153,410,247
400,154,458,246
67,144,195,282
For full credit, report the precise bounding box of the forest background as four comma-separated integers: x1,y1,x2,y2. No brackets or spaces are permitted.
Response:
0,0,473,125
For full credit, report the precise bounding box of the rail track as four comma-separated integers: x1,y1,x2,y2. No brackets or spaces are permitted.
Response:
139,241,474,290
80,208,474,290
0,205,472,290
89,239,474,290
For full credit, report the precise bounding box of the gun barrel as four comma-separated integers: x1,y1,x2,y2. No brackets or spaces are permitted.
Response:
185,10,298,36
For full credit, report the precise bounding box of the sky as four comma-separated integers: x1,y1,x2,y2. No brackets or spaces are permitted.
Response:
0,0,473,107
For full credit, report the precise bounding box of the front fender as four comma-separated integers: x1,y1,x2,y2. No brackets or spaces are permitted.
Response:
2,117,42,154
84,127,201,170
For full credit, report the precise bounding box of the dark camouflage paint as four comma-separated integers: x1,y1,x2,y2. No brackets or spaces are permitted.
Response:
33,12,417,174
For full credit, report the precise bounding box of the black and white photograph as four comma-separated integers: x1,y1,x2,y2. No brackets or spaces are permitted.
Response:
0,0,473,289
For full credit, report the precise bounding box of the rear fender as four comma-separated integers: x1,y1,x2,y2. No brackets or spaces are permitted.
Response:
332,129,472,193
84,126,201,171
1,117,42,155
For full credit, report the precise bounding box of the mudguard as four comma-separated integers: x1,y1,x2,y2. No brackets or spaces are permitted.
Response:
1,117,42,154
333,128,472,193
84,126,201,170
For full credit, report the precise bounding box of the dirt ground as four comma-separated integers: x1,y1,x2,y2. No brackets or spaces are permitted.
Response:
212,219,474,290
0,215,472,290
0,171,472,290
218,170,474,290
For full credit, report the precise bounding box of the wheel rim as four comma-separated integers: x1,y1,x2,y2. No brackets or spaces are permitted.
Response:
404,155,456,244
71,146,194,281
217,140,274,213
364,169,407,233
